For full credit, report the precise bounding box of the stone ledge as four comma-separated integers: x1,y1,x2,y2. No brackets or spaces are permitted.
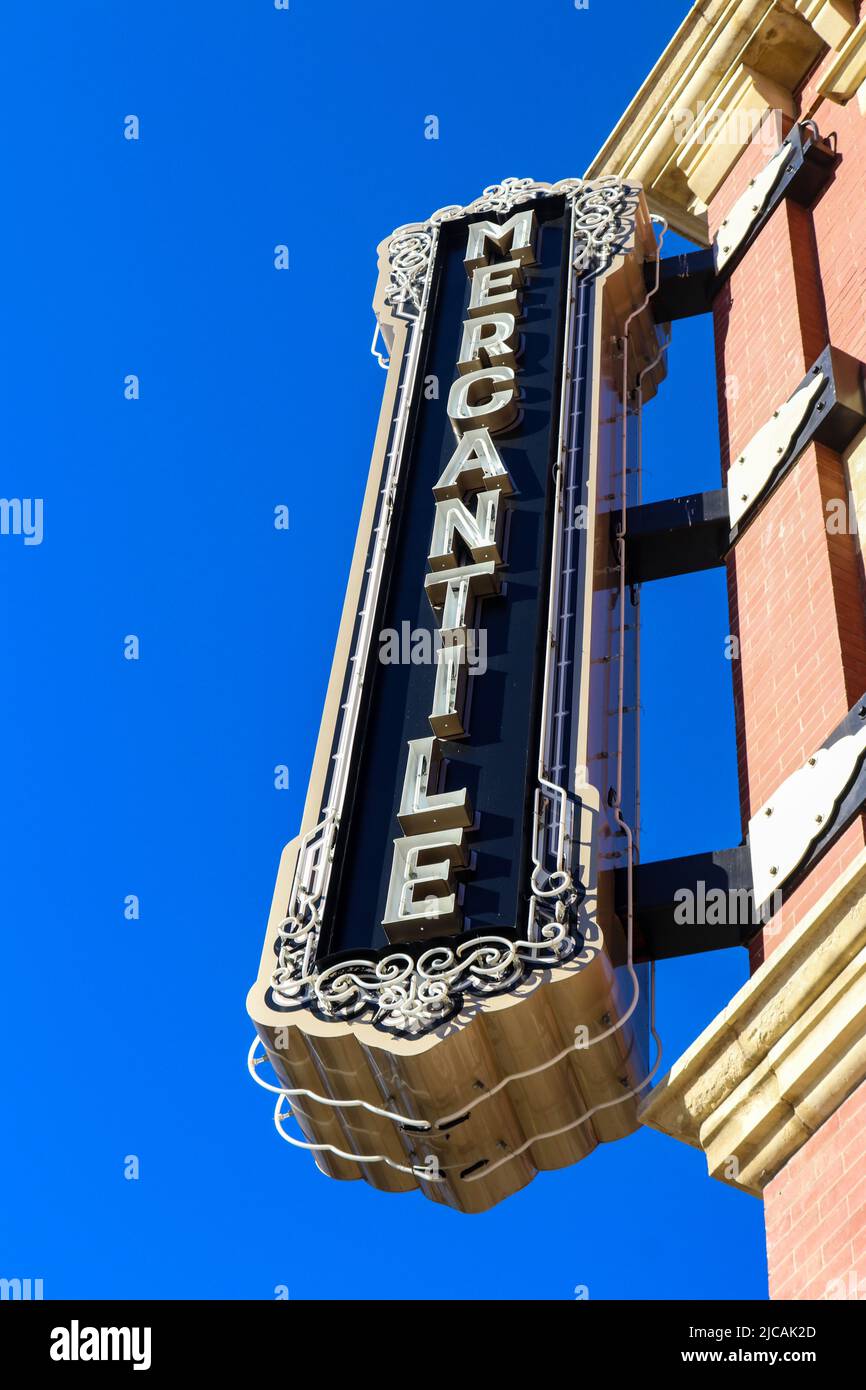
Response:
795,0,857,52
817,15,866,101
585,0,826,242
639,846,866,1195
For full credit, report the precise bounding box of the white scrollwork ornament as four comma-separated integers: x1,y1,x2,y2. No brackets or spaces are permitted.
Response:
572,178,641,275
383,175,641,317
271,889,597,1036
384,229,435,316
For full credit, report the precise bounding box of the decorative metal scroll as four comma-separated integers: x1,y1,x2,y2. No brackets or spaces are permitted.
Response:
384,176,640,316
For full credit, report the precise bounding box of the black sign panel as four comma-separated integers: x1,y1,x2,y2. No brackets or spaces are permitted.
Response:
317,197,593,960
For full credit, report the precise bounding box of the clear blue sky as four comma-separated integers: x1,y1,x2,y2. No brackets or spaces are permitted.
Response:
0,1,765,1299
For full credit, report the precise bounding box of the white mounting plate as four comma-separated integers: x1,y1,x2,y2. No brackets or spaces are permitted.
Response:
749,721,866,907
727,369,825,529
714,139,793,275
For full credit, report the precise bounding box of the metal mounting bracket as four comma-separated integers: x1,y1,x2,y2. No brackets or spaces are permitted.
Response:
614,846,755,962
714,121,837,278
621,692,866,960
647,123,837,324
623,488,729,585
649,248,717,323
749,696,866,909
727,344,866,539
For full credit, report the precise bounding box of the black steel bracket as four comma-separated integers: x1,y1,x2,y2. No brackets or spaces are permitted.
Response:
614,846,755,962
623,488,729,585
650,248,716,323
620,345,866,578
620,691,866,961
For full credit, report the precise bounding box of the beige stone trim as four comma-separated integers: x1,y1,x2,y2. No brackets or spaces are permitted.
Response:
675,63,795,207
843,424,866,563
817,14,866,101
795,0,857,52
585,0,825,242
639,847,866,1195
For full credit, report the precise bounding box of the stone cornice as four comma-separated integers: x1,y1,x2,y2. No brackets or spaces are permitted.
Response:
795,0,857,49
817,13,866,100
639,847,866,1195
584,0,827,243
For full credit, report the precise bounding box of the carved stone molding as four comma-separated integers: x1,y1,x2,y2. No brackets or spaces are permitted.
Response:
640,847,866,1195
674,63,795,210
818,15,866,103
795,0,857,53
584,0,826,241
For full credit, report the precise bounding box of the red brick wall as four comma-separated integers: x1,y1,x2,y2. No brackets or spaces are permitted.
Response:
764,1078,866,1299
707,36,866,1302
710,100,866,971
804,31,866,366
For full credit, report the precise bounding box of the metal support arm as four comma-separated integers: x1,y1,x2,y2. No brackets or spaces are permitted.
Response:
623,488,729,584
615,846,754,962
621,692,866,960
